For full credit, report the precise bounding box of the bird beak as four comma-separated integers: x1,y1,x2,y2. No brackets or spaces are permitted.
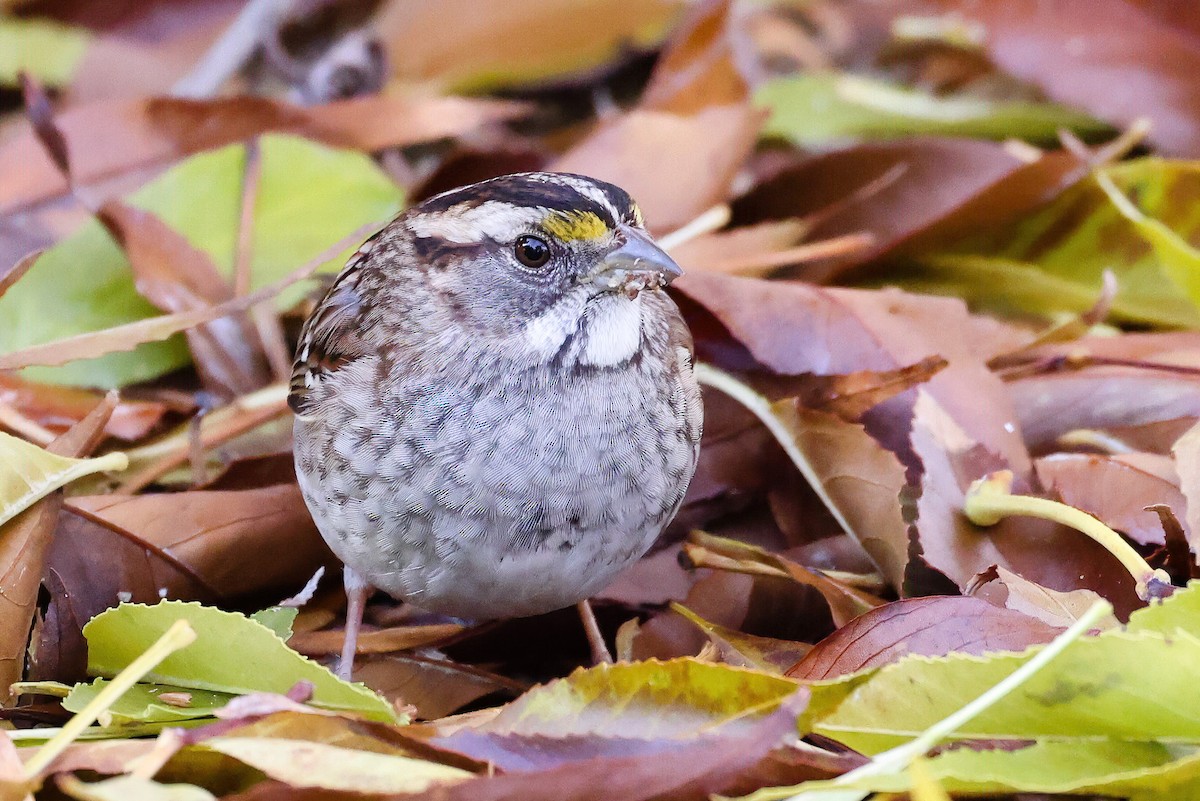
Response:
587,226,683,294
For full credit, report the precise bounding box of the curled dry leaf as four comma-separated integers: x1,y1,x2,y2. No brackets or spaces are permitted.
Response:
638,0,749,114
1035,452,1187,546
0,394,116,704
974,565,1118,630
787,596,1062,681
909,390,1141,616
679,272,1031,474
98,201,268,396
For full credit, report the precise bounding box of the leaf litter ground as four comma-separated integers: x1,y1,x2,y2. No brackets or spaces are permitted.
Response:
4,1,1200,799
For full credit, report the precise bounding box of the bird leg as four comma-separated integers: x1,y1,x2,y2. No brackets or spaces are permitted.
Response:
576,599,613,665
338,566,370,680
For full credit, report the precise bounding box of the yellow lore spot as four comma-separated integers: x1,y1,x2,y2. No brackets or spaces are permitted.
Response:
542,211,609,242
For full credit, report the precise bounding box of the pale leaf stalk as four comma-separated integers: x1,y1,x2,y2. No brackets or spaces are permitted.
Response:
22,620,197,778
658,204,732,251
964,470,1172,601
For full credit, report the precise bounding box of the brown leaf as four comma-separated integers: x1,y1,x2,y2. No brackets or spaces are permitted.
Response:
1174,420,1200,555
289,624,465,657
908,390,1141,617
552,105,764,232
1011,370,1200,450
639,0,749,113
409,690,838,801
0,375,166,442
98,200,268,396
374,0,681,89
0,393,116,703
354,655,526,721
767,357,948,423
786,596,1062,681
730,139,1085,278
1035,453,1186,546
943,0,1200,156
0,95,528,216
679,273,1032,474
770,405,910,591
30,485,331,684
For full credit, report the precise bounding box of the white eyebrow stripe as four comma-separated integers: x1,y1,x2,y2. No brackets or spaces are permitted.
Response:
408,202,548,244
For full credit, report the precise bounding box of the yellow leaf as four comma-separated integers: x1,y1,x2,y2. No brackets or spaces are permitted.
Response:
0,432,127,526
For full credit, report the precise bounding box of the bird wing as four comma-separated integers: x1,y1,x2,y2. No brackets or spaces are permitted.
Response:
288,234,379,415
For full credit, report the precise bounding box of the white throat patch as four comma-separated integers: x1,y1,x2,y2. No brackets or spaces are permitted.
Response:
581,295,642,367
522,292,643,367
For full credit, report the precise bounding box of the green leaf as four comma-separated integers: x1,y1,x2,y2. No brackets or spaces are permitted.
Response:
904,158,1200,327
0,17,90,87
63,681,233,725
202,738,471,793
813,628,1200,753
747,741,1200,800
0,134,403,388
757,73,1111,147
481,657,840,738
83,601,397,722
0,432,127,526
250,606,298,641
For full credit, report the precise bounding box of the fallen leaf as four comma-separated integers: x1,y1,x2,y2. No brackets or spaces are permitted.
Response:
944,0,1200,156
58,775,214,801
0,394,115,703
202,737,470,793
553,105,764,232
82,601,396,721
0,95,519,216
0,134,399,387
1035,453,1186,546
979,565,1118,630
908,390,1140,616
788,595,1061,681
373,0,681,90
730,139,1085,276
757,72,1110,146
0,433,127,527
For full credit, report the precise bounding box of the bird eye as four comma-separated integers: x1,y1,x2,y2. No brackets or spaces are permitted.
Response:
514,235,551,268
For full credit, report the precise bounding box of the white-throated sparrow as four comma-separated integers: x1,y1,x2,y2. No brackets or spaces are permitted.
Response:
289,172,702,676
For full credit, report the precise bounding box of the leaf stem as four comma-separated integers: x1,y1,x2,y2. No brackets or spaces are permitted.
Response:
964,470,1172,601
22,620,197,779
